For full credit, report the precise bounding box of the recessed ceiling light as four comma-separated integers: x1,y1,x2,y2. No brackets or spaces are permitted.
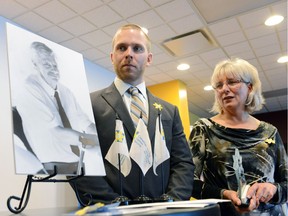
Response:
177,63,190,71
277,56,288,63
265,15,284,26
204,85,213,91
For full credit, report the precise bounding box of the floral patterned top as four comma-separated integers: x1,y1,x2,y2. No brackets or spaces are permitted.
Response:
189,118,287,214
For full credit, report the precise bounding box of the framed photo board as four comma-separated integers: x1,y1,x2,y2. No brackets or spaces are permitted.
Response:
6,22,105,176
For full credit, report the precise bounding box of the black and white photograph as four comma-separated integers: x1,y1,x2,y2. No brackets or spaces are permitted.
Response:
6,22,105,176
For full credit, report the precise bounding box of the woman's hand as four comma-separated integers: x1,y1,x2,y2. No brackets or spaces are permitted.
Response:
247,182,277,203
222,189,259,213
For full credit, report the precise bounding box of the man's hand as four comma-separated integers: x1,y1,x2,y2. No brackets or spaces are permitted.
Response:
79,133,99,147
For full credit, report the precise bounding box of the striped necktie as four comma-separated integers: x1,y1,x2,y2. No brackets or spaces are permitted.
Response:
54,91,80,156
128,87,148,127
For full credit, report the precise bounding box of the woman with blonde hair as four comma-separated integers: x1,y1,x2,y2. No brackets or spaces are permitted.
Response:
189,58,287,216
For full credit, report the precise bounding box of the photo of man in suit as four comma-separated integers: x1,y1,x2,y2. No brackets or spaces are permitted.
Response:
14,41,99,175
70,24,195,204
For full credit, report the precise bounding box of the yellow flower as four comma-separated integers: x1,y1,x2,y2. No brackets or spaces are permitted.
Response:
115,130,124,142
265,138,275,144
153,103,163,111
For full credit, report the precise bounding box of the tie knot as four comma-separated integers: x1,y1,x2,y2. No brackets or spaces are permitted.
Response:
128,87,139,96
54,91,59,97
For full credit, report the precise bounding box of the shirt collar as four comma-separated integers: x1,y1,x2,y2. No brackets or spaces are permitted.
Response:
114,77,147,100
35,74,56,97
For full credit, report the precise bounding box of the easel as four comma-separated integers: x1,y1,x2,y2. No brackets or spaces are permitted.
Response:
7,166,90,214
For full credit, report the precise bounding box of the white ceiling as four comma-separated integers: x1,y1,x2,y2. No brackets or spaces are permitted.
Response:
0,0,287,118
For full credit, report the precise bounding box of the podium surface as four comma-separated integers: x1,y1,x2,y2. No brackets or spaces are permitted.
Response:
0,204,221,216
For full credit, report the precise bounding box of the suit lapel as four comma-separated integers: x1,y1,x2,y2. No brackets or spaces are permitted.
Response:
147,90,158,143
101,85,160,147
101,84,135,138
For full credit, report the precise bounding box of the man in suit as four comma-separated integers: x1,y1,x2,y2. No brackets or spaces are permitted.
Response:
71,24,194,204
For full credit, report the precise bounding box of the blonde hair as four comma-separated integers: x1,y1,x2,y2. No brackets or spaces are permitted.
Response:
210,58,265,114
112,24,151,52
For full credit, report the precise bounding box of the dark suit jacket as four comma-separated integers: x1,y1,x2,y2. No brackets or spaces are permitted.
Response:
71,83,194,205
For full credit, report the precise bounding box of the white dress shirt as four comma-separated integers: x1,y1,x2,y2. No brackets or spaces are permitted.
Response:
15,74,93,163
114,77,149,117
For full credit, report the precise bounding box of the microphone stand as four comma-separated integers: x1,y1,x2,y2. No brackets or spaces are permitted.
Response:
112,153,130,205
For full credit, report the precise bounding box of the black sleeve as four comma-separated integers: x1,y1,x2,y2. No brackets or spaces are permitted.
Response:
166,106,195,200
270,132,288,204
189,120,223,199
69,176,120,206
